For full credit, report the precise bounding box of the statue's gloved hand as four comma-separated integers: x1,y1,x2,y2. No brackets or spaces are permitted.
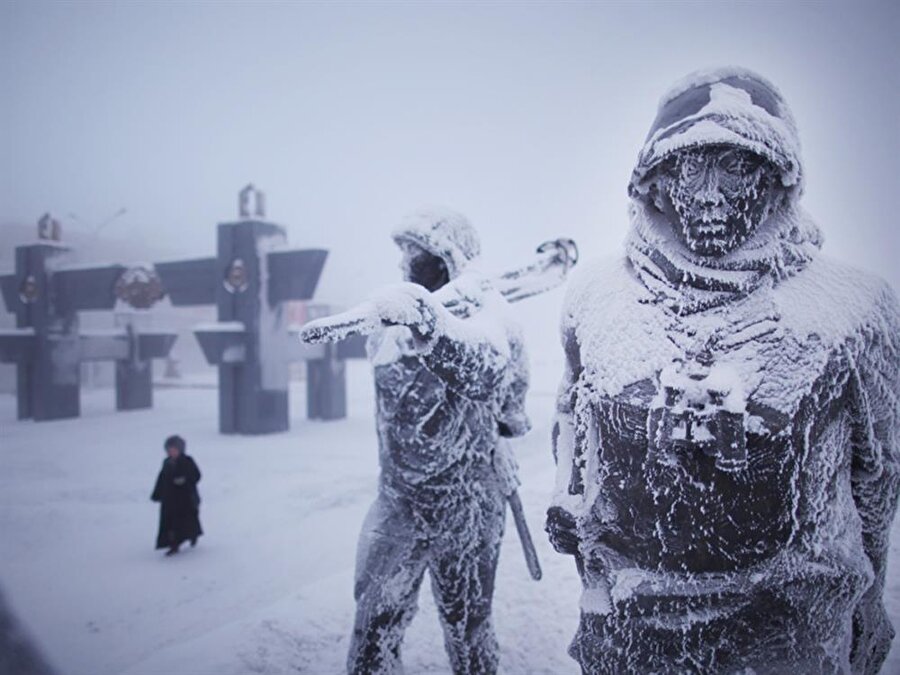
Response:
370,282,443,341
546,505,579,555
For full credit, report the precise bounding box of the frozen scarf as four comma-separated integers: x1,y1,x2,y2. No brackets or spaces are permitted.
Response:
626,201,821,315
625,67,824,315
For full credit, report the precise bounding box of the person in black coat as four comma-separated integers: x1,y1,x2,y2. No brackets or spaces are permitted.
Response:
151,435,202,556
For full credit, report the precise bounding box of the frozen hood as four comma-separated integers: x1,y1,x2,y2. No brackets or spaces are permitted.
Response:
629,67,804,198
392,207,481,280
625,68,823,314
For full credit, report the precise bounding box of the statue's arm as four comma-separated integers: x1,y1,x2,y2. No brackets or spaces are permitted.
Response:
547,325,584,556
847,285,900,672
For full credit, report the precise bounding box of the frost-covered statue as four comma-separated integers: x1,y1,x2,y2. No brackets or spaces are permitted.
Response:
546,68,900,674
346,209,530,674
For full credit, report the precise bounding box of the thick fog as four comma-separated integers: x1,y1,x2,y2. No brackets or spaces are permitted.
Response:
1,1,898,302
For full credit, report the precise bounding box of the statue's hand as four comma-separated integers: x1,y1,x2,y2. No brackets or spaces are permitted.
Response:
546,505,580,556
370,282,442,341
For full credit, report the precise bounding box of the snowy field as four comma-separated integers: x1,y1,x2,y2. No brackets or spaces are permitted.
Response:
1,356,899,675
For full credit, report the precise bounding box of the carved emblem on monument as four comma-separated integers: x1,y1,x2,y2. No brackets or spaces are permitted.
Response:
223,258,249,293
114,266,166,309
18,275,39,304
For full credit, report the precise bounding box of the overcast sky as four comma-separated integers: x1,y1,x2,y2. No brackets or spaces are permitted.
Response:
1,0,897,303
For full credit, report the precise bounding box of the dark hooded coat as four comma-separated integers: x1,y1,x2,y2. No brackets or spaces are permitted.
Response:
151,454,202,550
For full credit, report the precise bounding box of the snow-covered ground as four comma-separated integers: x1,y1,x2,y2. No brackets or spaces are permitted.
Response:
1,356,899,675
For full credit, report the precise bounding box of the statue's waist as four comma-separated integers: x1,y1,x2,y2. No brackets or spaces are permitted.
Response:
586,553,870,623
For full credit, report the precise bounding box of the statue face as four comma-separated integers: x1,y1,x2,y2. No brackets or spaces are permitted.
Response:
653,146,782,256
398,241,450,292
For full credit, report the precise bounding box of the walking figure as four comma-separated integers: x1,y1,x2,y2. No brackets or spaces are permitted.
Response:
151,435,203,556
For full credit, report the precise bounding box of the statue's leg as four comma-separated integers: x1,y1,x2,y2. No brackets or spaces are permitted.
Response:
347,496,427,675
428,490,505,675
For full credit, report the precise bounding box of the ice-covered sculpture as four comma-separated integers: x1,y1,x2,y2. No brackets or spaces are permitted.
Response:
546,68,899,674
336,209,531,674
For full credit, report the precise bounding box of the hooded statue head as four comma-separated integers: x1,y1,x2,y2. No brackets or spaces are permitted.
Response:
626,68,822,312
392,207,481,291
629,67,821,260
631,67,804,198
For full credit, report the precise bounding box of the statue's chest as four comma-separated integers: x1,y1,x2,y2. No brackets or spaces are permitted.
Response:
578,287,831,431
374,358,446,424
574,299,841,572
583,378,795,572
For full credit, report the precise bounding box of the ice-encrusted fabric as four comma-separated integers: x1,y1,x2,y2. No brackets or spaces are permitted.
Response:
391,207,482,280
547,67,900,674
626,199,821,315
347,215,530,675
629,67,804,197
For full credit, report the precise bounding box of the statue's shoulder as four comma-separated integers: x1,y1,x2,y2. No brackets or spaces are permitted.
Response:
560,255,673,396
562,256,638,325
775,255,899,341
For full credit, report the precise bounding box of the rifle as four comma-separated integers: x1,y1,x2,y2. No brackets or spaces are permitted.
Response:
299,238,577,344
509,490,542,580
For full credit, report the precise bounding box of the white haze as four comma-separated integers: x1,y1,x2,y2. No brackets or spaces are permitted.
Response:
1,0,897,305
